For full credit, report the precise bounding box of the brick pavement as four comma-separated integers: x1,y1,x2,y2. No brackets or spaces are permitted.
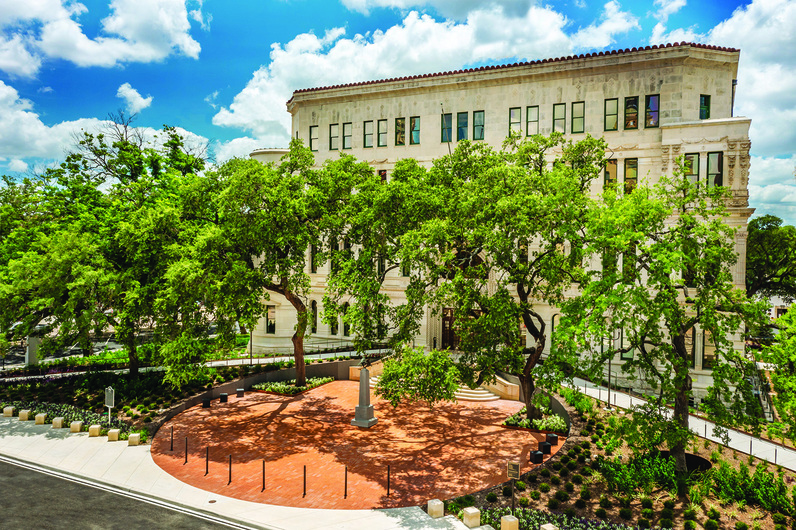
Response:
151,381,563,510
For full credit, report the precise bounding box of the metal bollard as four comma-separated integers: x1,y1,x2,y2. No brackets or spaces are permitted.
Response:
184,437,188,464
387,465,391,496
262,460,265,492
205,447,209,476
170,426,174,451
303,465,307,497
344,466,348,499
228,455,232,485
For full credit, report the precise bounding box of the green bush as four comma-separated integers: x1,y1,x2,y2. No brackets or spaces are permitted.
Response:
619,508,632,520
547,498,560,510
774,514,788,525
599,496,612,509
707,508,720,520
705,520,719,530
486,492,497,502
641,497,653,509
595,508,607,519
581,440,591,449
659,519,673,529
519,497,530,507
664,500,676,510
567,461,578,471
684,509,697,521
551,476,561,486
531,490,541,500
580,488,591,500
577,454,587,464
540,483,551,493
684,521,697,530
502,484,512,496
555,490,569,502
559,468,569,477
252,377,333,395
575,499,586,508
540,468,551,478
638,518,650,529
776,525,787,530
619,496,632,508
660,508,674,520
561,455,570,464
565,482,575,493
572,474,583,484
641,508,654,520
735,522,749,530
552,462,563,471
515,480,526,491
527,473,538,483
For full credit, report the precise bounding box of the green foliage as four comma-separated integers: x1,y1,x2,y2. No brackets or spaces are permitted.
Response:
684,521,697,530
598,453,677,494
516,480,526,491
531,490,541,500
375,347,460,406
596,508,607,519
619,508,632,520
539,483,551,493
637,518,650,529
486,491,497,502
735,522,749,530
554,490,569,502
519,497,530,507
252,377,333,395
503,484,513,496
709,461,793,515
705,520,719,530
532,415,568,433
547,498,560,510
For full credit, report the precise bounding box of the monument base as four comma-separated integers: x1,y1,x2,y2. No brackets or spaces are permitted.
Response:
351,405,378,428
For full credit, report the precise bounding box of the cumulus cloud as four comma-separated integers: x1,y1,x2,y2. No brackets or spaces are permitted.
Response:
116,83,153,114
0,0,204,77
571,1,640,50
652,0,687,22
8,158,28,172
340,0,535,19
213,137,271,163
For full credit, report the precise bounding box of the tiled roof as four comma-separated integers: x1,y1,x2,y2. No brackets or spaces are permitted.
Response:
288,42,738,102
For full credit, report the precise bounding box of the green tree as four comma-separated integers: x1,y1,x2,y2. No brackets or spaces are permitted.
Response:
559,164,767,479
759,306,796,442
746,215,796,302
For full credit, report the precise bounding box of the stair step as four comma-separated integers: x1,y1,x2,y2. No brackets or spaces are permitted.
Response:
370,376,500,402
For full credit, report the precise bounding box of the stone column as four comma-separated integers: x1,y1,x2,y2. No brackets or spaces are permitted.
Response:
26,336,41,366
351,367,378,428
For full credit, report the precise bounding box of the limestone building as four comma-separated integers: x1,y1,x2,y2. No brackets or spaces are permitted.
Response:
250,42,753,399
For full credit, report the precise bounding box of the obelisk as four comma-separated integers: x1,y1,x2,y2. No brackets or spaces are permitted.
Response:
351,367,378,428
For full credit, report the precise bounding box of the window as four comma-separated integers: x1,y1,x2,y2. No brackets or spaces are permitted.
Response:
378,169,387,182
310,301,318,334
526,106,539,135
342,122,352,149
457,112,468,141
702,331,717,370
363,120,373,148
707,152,723,187
377,119,387,147
310,244,318,273
342,303,350,337
400,260,410,277
645,95,659,128
553,103,566,133
624,158,638,195
409,116,420,145
604,159,617,189
377,256,386,276
700,95,711,119
620,329,633,360
604,98,618,131
624,96,639,129
309,126,318,151
330,309,338,335
266,305,276,334
473,110,485,140
685,327,696,368
684,153,699,186
571,102,585,133
329,124,339,150
441,113,452,142
509,107,521,134
395,118,405,146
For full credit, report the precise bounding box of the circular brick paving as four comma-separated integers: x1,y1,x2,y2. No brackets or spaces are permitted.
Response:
151,380,562,509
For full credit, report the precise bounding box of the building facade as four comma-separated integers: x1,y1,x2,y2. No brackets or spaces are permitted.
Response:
250,42,753,399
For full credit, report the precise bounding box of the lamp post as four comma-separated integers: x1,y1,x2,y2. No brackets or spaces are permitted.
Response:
605,328,621,411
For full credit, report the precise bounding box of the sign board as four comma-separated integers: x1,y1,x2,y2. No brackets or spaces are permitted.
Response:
105,386,115,408
507,462,520,480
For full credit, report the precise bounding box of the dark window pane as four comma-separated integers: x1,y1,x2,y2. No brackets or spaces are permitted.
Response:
457,112,468,141
410,116,420,145
473,110,485,140
624,96,638,129
441,113,452,142
645,95,659,128
395,118,405,145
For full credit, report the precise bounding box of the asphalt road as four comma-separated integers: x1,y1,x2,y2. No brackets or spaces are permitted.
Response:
0,459,246,530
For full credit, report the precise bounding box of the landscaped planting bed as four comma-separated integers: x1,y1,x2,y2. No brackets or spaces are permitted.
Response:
252,376,334,395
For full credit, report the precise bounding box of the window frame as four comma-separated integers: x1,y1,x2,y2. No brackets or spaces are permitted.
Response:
342,122,352,149
441,113,452,143
645,94,660,128
624,96,639,130
310,300,318,334
707,151,723,187
309,125,318,152
363,120,374,148
571,101,585,134
624,158,638,195
604,98,618,131
509,107,521,134
395,117,405,146
457,112,468,141
526,105,539,136
604,159,618,189
377,119,387,147
700,94,711,120
329,123,339,150
684,153,700,186
266,305,276,334
553,103,566,133
702,330,717,370
409,116,420,145
473,110,485,141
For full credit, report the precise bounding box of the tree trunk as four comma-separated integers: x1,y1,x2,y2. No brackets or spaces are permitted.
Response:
519,373,542,420
127,341,139,378
284,289,307,387
671,377,690,475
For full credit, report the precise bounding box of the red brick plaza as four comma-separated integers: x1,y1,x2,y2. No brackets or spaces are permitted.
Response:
151,380,562,510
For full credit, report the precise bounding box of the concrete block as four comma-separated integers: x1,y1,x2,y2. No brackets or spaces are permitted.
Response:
35,413,47,425
88,424,101,437
18,409,31,421
108,429,121,441
236,388,244,398
52,417,65,429
70,421,84,433
220,393,228,403
501,515,519,530
541,524,559,530
462,506,481,528
3,406,15,417
128,433,141,446
427,499,444,518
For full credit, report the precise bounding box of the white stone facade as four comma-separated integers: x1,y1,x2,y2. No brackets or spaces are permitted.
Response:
249,43,753,399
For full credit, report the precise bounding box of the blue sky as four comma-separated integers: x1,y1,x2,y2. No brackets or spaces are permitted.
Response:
1,0,795,223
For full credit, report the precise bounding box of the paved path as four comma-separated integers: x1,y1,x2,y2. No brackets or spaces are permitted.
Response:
0,415,471,530
570,377,796,471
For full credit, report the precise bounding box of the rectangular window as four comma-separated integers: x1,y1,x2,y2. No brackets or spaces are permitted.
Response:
441,113,452,142
457,112,468,141
700,94,711,119
604,98,618,131
553,103,566,133
342,122,352,149
645,95,660,128
684,153,699,186
702,331,717,370
377,119,387,147
620,329,634,360
624,158,638,195
473,110,485,140
409,116,420,145
509,107,521,134
571,102,585,134
401,260,410,277
395,117,405,146
310,244,318,273
266,305,276,334
624,96,639,129
329,124,339,150
311,301,318,334
363,120,373,148
707,152,723,187
526,105,539,135
378,169,387,182
309,125,318,151
604,159,617,189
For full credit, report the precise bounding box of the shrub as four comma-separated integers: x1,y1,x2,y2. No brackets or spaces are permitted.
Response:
565,482,575,493
664,500,676,510
561,455,570,464
705,520,719,530
572,474,583,485
580,429,590,436
707,508,720,520
555,490,569,502
573,446,583,454
619,496,632,508
619,508,632,520
659,519,673,529
540,468,551,478
684,509,697,521
638,518,650,529
540,483,551,493
583,449,592,458
591,435,599,443
502,485,512,496
735,523,749,530
641,509,654,520
567,461,578,471
515,480,526,491
581,440,591,449
486,492,497,502
684,521,697,530
640,497,653,509
548,498,560,510
774,515,788,525
552,462,563,471
660,508,674,520
527,473,538,483
519,497,530,507
599,496,612,509
580,488,591,500
595,508,607,519
575,498,586,508
577,454,587,464
559,468,569,477
551,476,561,486
531,490,541,500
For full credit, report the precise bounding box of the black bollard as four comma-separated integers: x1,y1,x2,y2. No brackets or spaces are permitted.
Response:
303,465,306,497
262,460,265,492
170,426,174,452
387,465,390,497
344,466,347,499
228,455,232,485
184,437,188,465
205,447,209,476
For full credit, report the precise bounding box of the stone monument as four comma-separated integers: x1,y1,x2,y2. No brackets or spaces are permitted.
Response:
351,367,378,428
25,335,41,366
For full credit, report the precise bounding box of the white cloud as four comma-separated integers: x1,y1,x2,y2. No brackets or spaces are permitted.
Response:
213,8,572,142
116,83,153,114
652,0,686,22
204,90,219,109
340,0,535,19
571,1,640,50
37,86,53,94
8,158,28,172
213,137,270,163
0,0,203,77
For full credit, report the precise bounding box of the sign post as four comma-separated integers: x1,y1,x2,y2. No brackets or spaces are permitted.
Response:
507,462,520,514
105,386,115,425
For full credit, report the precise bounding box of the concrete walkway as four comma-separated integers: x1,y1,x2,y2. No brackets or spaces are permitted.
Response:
0,416,469,530
570,377,796,472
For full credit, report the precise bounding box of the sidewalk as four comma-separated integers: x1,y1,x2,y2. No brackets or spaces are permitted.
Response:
0,416,468,530
570,377,796,472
